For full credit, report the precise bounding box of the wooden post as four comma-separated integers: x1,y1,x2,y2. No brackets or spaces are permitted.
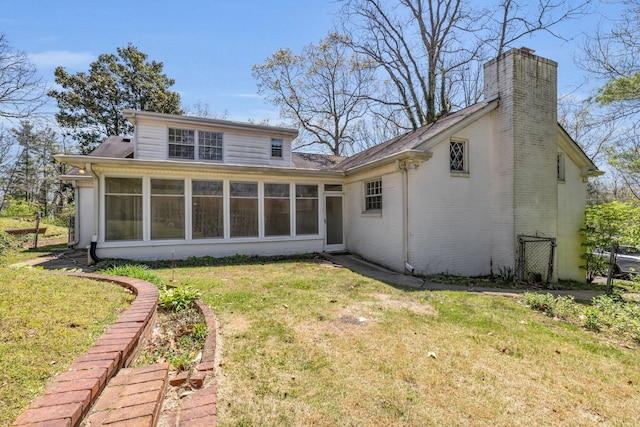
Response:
32,212,41,250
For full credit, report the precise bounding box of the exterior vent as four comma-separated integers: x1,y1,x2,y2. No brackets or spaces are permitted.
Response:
122,137,132,143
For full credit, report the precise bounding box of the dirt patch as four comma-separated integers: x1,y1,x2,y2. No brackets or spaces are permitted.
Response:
367,292,438,316
221,315,251,336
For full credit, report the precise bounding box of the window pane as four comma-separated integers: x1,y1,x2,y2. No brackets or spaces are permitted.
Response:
264,183,289,198
192,180,223,238
169,144,194,159
271,138,283,158
325,184,342,192
193,196,223,238
230,182,258,197
296,198,318,235
193,180,223,196
230,198,258,237
105,195,142,241
296,184,318,198
365,179,382,211
169,128,195,160
105,177,142,194
450,141,465,172
151,179,184,195
105,177,143,241
265,198,290,236
151,179,184,239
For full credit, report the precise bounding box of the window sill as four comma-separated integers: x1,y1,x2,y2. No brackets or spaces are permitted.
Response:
361,210,382,217
450,171,469,178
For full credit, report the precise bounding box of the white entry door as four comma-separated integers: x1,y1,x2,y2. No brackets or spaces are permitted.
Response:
325,195,345,252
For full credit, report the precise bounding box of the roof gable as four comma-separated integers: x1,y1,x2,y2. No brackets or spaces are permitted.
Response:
335,100,498,172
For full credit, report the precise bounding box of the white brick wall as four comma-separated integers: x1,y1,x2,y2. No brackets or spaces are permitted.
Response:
484,49,559,279
344,165,405,272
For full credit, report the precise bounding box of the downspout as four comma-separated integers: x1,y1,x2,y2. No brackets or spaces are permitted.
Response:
86,163,101,264
397,160,414,275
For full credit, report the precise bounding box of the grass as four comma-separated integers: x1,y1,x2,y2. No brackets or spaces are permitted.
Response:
151,259,640,426
0,216,69,266
0,267,133,426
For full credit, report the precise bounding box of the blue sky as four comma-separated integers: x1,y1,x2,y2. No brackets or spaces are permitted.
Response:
0,0,627,124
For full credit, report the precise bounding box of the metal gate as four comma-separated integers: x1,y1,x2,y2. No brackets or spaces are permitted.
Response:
517,235,556,287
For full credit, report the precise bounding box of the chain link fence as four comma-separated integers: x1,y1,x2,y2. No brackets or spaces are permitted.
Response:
517,235,556,287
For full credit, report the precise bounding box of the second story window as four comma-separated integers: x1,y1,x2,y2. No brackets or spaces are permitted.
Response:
168,128,223,161
271,138,283,158
199,131,223,161
168,128,195,159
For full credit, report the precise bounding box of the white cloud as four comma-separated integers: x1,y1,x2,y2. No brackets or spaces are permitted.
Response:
29,50,94,70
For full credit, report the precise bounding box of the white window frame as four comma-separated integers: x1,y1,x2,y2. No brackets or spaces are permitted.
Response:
271,138,283,158
364,179,382,212
450,139,468,175
168,127,223,162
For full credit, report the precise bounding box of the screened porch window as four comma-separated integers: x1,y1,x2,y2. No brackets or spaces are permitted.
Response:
296,184,318,235
192,180,223,238
230,182,258,237
105,178,142,241
264,183,290,236
151,179,185,239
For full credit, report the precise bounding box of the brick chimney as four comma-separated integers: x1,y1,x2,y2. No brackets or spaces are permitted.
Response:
484,48,559,275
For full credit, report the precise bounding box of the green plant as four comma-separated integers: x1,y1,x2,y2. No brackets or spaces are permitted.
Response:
497,265,516,284
192,322,208,345
97,263,163,287
581,202,640,283
159,285,201,311
0,231,16,260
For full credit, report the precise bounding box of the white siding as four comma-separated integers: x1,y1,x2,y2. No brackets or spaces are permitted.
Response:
133,118,293,167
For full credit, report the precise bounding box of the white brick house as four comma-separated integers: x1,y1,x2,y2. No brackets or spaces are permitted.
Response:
57,48,601,282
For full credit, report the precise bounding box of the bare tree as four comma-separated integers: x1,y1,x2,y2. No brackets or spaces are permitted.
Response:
339,0,592,130
486,0,593,56
253,33,375,155
340,0,480,130
0,34,46,119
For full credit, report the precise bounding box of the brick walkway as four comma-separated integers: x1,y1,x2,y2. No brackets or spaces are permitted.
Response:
82,363,169,426
11,266,218,427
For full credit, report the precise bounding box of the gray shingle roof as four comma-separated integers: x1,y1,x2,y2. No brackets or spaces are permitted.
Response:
333,101,494,171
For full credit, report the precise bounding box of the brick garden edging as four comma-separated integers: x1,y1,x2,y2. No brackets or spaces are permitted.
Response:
161,299,218,426
12,273,159,427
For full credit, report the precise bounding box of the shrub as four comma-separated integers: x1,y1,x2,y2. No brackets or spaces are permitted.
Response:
159,285,201,312
0,231,16,260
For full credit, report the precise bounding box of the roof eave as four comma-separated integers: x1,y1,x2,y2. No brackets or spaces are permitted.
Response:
123,109,299,138
54,154,345,179
344,150,433,176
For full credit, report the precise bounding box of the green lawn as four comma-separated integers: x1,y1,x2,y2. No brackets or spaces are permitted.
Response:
0,268,132,426
153,259,640,427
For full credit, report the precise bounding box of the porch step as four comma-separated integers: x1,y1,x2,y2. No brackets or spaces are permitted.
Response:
82,363,169,426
